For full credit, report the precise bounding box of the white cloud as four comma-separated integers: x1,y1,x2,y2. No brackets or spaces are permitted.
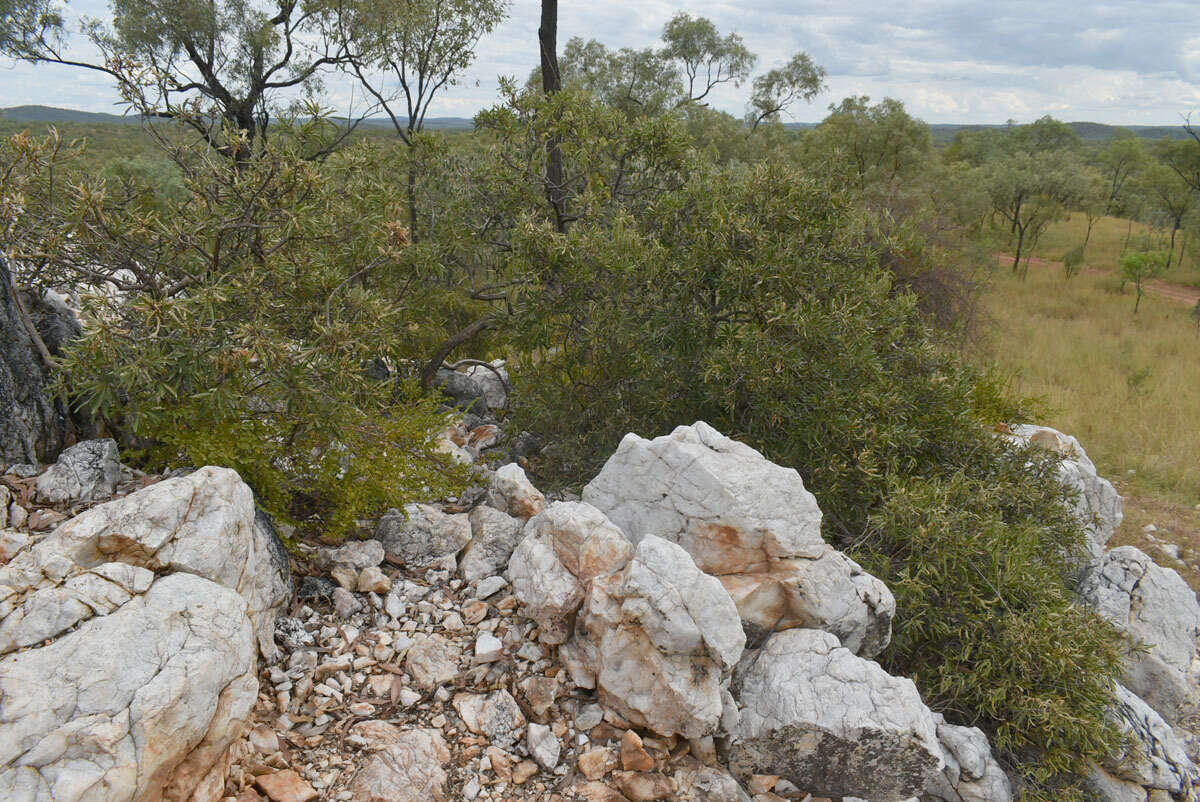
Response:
1,0,1197,125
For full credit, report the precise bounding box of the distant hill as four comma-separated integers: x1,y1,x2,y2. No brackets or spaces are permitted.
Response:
1,105,476,130
2,105,1191,143
0,105,143,125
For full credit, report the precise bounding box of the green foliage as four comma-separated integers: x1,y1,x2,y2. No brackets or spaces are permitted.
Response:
478,89,1122,790
803,96,933,190
864,473,1123,798
1061,244,1085,279
746,52,825,129
1120,250,1168,313
2,123,471,535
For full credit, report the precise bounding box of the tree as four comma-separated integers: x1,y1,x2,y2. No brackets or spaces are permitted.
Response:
983,149,1090,275
551,13,758,119
539,0,567,233
660,12,754,106
3,0,348,163
1120,250,1167,313
803,96,932,190
746,52,825,130
1140,159,1195,270
1096,135,1146,215
328,0,507,236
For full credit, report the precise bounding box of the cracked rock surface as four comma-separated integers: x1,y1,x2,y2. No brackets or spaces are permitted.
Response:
729,628,942,802
1079,546,1200,723
583,421,894,657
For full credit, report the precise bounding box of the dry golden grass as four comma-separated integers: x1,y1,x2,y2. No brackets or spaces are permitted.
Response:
979,262,1200,502
1030,212,1200,288
980,259,1200,588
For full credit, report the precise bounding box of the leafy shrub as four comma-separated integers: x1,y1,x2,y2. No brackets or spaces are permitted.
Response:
491,94,1123,795
864,472,1123,798
2,125,473,534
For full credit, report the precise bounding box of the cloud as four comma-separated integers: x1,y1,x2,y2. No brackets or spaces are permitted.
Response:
1,0,1197,125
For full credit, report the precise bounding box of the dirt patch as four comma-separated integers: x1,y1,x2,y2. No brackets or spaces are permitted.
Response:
995,253,1200,307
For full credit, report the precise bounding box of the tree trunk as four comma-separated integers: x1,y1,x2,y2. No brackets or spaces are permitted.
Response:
539,0,568,233
407,161,419,244
1012,225,1026,275
1166,221,1180,271
1124,217,1134,251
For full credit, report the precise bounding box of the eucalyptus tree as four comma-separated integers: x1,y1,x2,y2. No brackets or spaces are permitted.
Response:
746,52,825,130
2,0,349,163
327,0,507,236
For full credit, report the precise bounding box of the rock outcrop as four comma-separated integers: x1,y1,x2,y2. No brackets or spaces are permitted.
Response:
1101,683,1199,795
1079,546,1200,723
583,422,894,657
0,572,258,802
728,628,943,802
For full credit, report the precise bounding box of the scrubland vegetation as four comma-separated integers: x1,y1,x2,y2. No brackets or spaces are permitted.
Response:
3,0,1200,797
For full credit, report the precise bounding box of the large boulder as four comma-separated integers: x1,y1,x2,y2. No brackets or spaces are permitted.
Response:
1078,547,1200,723
0,257,71,467
563,536,745,738
582,422,894,657
1007,424,1122,559
465,360,510,411
459,505,525,582
0,466,292,661
0,572,258,802
728,628,943,802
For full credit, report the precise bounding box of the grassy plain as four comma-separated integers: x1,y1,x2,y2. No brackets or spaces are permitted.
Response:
1029,211,1200,288
979,251,1200,587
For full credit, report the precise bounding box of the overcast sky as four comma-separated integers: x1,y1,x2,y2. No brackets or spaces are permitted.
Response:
2,0,1199,125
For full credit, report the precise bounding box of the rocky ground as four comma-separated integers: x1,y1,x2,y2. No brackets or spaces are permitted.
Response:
2,365,1199,802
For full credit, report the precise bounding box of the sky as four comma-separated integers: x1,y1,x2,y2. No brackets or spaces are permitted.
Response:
2,0,1200,126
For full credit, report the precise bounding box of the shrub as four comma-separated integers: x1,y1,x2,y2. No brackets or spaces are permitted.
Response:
2,124,473,535
494,102,1123,794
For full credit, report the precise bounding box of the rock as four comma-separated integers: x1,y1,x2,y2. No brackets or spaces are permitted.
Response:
1,465,291,660
1007,424,1122,558
254,769,319,802
519,675,561,716
357,565,392,594
565,536,745,738
507,501,635,644
512,759,539,784
673,761,750,802
923,715,1012,802
475,575,508,599
331,565,358,590
1079,546,1200,722
0,257,71,467
1085,762,1156,802
729,628,942,802
315,539,384,572
461,505,526,582
376,504,471,570
348,728,450,802
621,730,655,772
612,771,675,801
454,690,526,748
582,422,894,657
1102,683,1198,792
579,747,620,780
332,586,362,618
488,463,547,520
474,631,503,663
466,360,510,410
435,367,487,414
35,438,121,504
0,573,257,802
528,721,561,769
405,634,461,689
